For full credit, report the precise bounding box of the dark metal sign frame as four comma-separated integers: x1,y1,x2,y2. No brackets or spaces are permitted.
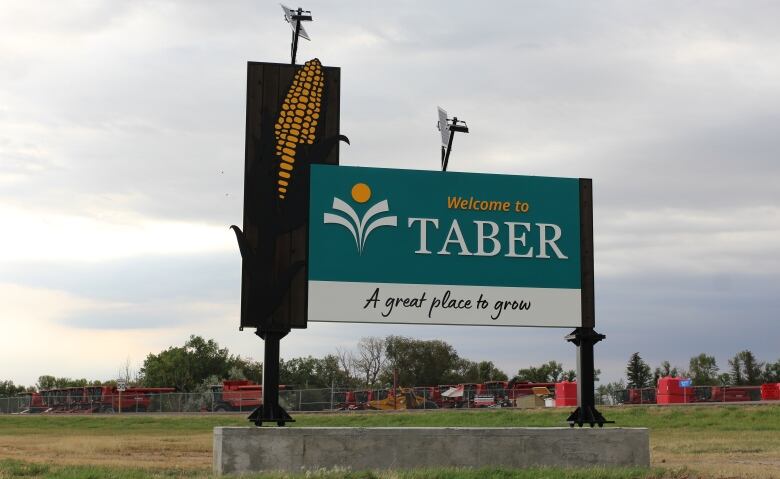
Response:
234,60,608,428
233,59,345,426
567,179,611,427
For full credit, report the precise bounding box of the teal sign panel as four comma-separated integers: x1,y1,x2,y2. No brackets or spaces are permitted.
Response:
309,165,580,287
308,165,585,327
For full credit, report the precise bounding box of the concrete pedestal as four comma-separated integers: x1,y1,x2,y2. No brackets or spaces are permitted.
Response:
214,427,649,475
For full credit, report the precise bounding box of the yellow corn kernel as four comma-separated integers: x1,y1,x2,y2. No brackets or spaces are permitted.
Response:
272,58,325,198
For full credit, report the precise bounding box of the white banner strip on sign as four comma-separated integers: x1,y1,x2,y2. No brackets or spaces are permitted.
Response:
308,281,581,327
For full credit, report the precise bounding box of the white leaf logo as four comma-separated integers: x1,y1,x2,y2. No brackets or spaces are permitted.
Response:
323,183,397,254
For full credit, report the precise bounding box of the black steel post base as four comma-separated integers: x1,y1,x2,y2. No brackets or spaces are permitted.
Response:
250,328,294,427
247,404,294,427
566,406,613,428
565,327,612,428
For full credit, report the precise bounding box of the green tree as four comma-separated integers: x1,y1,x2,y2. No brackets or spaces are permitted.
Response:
183,336,235,385
35,376,90,390
728,353,743,385
475,361,508,382
36,375,57,390
280,356,317,388
140,335,245,392
514,361,599,383
762,359,780,383
514,361,567,383
733,350,763,385
626,353,652,388
456,360,508,383
653,360,679,385
597,380,626,405
0,380,26,397
513,361,563,383
316,355,354,388
351,337,385,387
280,355,352,388
236,360,263,384
727,351,763,386
564,369,600,382
728,353,744,385
381,336,461,386
688,354,718,385
141,345,193,391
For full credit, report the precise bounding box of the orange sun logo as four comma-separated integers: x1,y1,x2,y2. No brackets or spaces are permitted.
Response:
351,183,371,203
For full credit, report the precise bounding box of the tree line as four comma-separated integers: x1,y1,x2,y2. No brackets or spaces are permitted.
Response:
3,337,778,397
593,350,780,403
0,376,112,397
138,335,514,393
624,350,780,389
2,335,588,395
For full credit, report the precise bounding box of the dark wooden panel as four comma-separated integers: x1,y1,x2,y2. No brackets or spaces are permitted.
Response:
239,64,262,330
579,178,595,328
321,63,341,165
239,61,341,331
290,224,307,328
272,66,296,329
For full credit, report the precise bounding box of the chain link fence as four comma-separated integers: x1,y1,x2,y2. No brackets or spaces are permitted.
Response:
607,385,764,405
0,389,344,415
0,387,548,414
1,384,774,414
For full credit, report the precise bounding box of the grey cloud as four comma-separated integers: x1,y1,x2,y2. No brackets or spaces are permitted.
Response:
594,272,780,381
3,0,777,224
2,253,239,331
1,253,239,304
3,1,780,384
594,114,780,211
62,306,196,330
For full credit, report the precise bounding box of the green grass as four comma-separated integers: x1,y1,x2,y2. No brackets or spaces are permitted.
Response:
0,459,200,478
296,404,780,430
0,459,682,479
2,403,778,435
1,405,779,478
0,414,245,435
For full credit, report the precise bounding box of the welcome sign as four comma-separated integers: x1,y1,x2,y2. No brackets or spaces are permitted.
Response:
308,165,590,328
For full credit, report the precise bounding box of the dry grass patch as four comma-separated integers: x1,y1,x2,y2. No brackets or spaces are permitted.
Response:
0,433,212,471
1,405,779,478
651,429,780,479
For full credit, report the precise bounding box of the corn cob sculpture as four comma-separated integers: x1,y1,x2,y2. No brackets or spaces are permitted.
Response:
274,58,324,199
230,58,348,331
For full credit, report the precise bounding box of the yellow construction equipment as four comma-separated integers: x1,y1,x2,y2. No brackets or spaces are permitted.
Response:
366,388,436,410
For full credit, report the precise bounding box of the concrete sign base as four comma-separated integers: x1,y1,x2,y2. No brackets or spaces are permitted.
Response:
213,427,649,475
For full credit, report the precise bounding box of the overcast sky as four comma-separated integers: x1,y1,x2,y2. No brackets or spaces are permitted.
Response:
2,1,779,387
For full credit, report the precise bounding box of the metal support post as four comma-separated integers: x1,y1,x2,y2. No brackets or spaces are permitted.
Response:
442,127,455,171
565,327,612,427
291,14,302,65
248,329,294,426
564,178,612,427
